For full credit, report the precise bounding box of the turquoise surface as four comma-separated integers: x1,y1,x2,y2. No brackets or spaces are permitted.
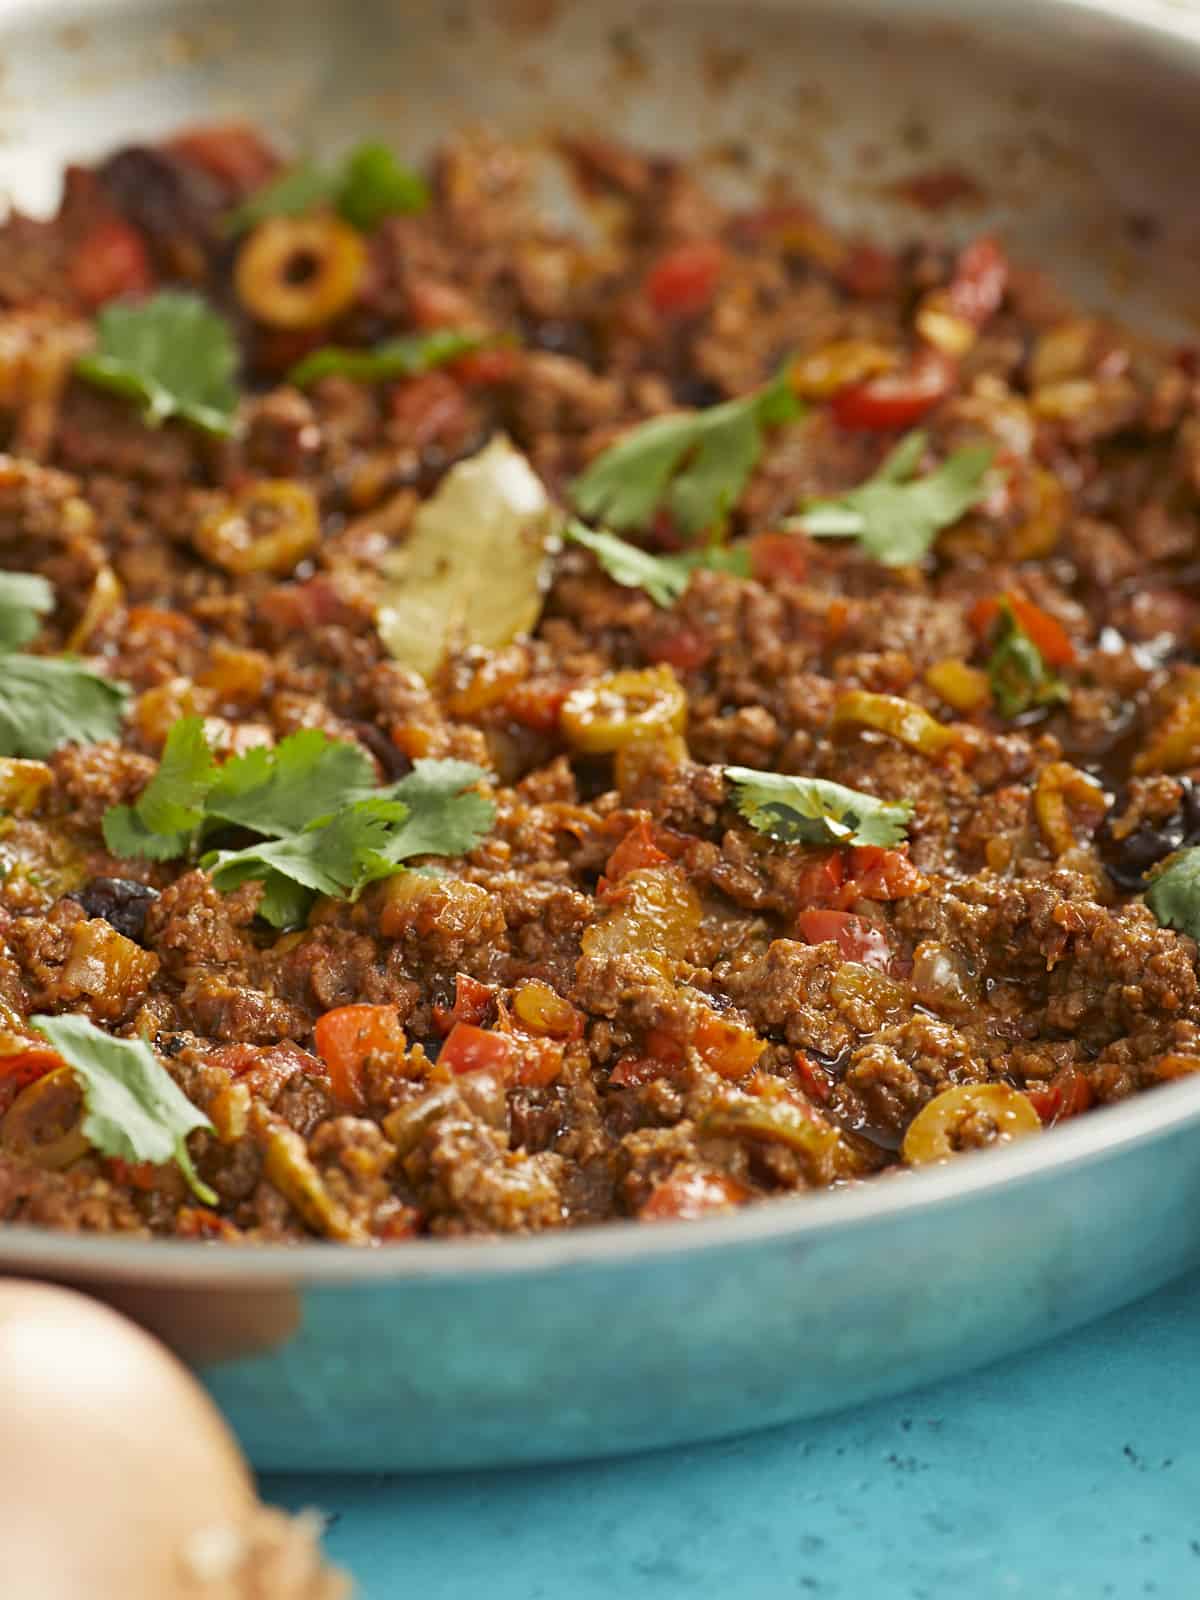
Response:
264,1272,1200,1598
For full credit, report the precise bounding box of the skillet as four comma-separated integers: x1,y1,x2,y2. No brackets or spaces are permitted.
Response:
2,0,1200,1471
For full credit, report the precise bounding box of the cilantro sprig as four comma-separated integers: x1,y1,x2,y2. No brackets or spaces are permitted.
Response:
1146,848,1200,943
985,602,1068,719
0,572,128,759
564,519,750,607
103,720,494,928
288,328,490,390
792,430,993,568
75,291,240,437
31,1012,216,1203
725,767,914,848
571,367,802,540
229,141,429,235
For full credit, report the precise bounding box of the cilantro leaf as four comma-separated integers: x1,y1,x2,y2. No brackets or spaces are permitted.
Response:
986,602,1068,719
564,519,751,607
725,767,914,848
226,161,335,233
0,571,53,652
30,1012,216,1203
374,758,496,863
1147,848,1200,942
288,328,489,390
101,718,494,924
228,141,429,234
794,431,994,567
572,367,802,539
75,291,240,437
202,796,411,928
0,656,128,759
102,715,219,862
336,142,431,231
205,728,378,838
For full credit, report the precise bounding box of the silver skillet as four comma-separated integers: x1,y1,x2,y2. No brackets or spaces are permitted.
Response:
1,0,1200,1472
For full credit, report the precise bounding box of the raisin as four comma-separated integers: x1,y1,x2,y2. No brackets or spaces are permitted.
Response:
72,877,160,944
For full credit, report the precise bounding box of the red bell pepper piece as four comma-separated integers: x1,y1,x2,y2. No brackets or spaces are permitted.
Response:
796,909,891,971
70,217,154,309
750,532,810,585
638,1167,747,1221
645,241,725,317
604,818,672,884
313,1004,407,1111
830,348,956,432
439,1022,516,1078
968,591,1076,667
432,973,495,1037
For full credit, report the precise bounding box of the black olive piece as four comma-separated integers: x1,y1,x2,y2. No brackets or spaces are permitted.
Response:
71,877,160,944
97,146,228,278
672,374,726,409
1100,778,1200,891
353,721,413,783
520,317,599,365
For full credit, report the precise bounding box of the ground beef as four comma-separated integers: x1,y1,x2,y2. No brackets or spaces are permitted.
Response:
2,122,1199,1244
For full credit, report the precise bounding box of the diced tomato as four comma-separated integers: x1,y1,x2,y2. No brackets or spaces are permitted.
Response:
796,909,891,971
792,1052,833,1104
645,241,725,317
644,1011,764,1081
313,1003,407,1111
644,624,714,673
947,236,1008,329
125,605,200,639
175,1207,232,1239
608,1055,673,1089
844,845,927,902
108,1158,159,1191
1026,1067,1093,1125
512,1035,565,1089
388,370,469,448
378,1204,423,1241
259,575,351,632
826,597,853,642
70,217,154,309
451,345,522,386
837,242,898,299
504,679,569,734
750,532,809,585
641,1027,686,1068
638,1167,747,1222
439,1022,516,1077
692,1011,765,1079
252,326,326,378
0,1041,63,1092
968,591,1076,667
830,348,956,431
405,278,478,329
167,122,281,193
794,849,846,909
604,817,671,884
432,973,495,1038
201,1043,264,1078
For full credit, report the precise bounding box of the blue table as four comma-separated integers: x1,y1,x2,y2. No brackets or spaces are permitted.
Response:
265,1272,1200,1598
